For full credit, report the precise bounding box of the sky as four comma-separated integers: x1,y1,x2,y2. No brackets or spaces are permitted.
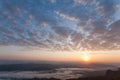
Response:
0,0,120,63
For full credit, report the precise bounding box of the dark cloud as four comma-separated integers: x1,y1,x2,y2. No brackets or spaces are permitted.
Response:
107,20,120,44
91,21,107,35
109,20,120,35
52,26,73,38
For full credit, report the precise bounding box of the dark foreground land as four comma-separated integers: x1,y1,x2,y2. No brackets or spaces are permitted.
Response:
67,68,120,80
2,68,120,80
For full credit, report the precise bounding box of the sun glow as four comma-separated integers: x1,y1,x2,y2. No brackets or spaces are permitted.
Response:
82,54,91,62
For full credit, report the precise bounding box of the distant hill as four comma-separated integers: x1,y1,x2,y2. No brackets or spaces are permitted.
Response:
0,62,116,71
0,63,59,71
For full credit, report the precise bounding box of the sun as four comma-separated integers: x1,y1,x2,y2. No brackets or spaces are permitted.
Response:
82,55,91,62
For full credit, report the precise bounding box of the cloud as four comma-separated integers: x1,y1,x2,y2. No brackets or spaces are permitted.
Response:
88,20,120,50
50,0,56,3
94,0,117,23
0,0,120,51
55,11,79,21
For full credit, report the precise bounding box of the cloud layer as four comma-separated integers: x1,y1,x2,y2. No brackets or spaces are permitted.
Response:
0,0,120,51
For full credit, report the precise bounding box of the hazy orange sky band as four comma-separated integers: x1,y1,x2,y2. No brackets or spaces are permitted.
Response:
0,46,120,63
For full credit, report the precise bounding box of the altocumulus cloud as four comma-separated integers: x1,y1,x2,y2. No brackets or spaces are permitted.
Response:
0,0,120,51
